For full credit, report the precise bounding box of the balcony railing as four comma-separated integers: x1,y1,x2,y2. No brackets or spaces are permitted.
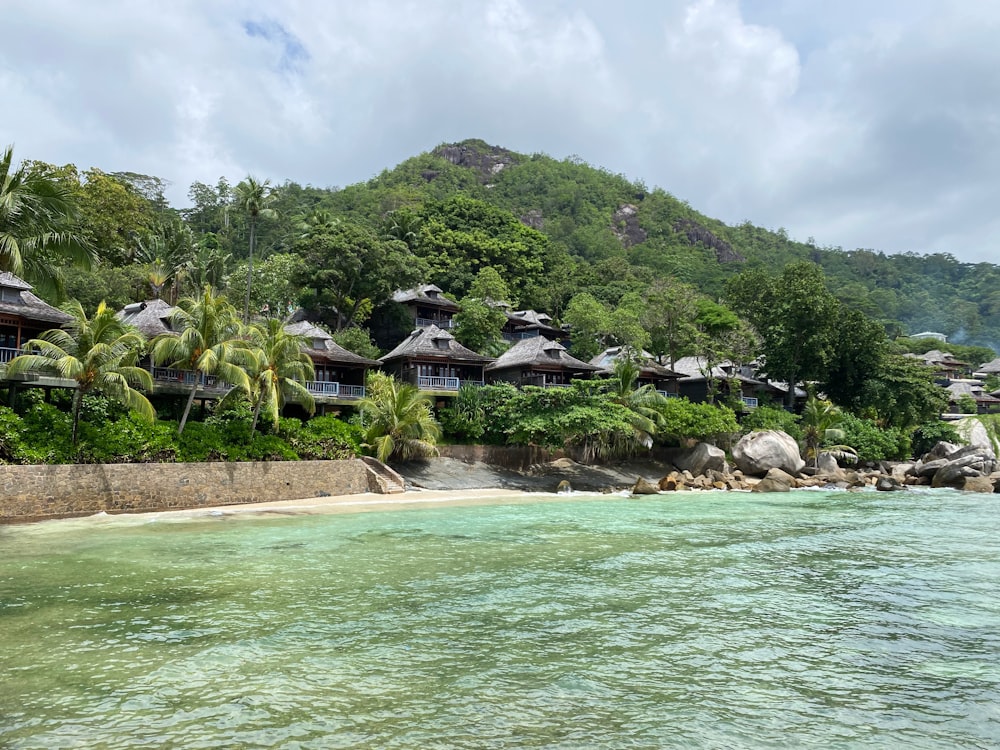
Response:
152,368,224,388
657,390,681,398
418,375,460,390
415,317,454,329
0,346,22,364
304,381,365,398
741,396,759,409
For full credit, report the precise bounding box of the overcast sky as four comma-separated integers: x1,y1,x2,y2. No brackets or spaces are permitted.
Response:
3,0,998,263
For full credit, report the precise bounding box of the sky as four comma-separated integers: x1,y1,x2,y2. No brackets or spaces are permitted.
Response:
3,0,999,263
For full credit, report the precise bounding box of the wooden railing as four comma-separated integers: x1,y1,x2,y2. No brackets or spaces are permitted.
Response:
741,396,759,408
304,381,365,398
0,346,21,364
418,375,460,390
415,317,454,329
152,367,224,388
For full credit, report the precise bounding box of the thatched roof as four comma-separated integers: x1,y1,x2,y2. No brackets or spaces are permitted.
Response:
488,336,599,373
590,346,682,379
975,357,1000,375
947,380,1000,404
117,299,177,338
0,272,72,325
380,324,493,364
391,284,460,311
284,321,379,366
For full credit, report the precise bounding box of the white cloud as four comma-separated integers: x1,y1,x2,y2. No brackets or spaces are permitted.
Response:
1,0,998,261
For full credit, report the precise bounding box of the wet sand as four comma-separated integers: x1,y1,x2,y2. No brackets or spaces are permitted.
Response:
110,488,624,524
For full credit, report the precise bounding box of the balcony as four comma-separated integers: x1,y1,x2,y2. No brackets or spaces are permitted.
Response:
741,396,759,409
418,375,459,391
152,368,225,388
305,381,365,398
657,390,681,398
0,346,22,364
415,317,454,329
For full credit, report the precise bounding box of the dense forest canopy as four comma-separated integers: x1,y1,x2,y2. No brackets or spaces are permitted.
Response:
9,138,1000,351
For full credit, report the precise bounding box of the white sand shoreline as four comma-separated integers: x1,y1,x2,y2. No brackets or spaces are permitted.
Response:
15,488,626,529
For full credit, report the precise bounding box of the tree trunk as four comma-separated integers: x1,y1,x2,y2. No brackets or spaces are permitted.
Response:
71,389,82,446
250,390,264,435
243,218,256,323
178,376,200,435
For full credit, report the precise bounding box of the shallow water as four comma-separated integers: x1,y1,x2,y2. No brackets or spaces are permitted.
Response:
2,489,999,749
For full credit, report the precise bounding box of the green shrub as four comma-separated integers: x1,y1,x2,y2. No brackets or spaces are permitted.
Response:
293,415,363,459
740,404,802,440
77,413,177,464
439,384,487,442
656,398,739,445
838,413,911,462
911,420,962,457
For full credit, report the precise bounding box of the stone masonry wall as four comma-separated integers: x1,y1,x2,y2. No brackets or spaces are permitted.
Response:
0,459,373,523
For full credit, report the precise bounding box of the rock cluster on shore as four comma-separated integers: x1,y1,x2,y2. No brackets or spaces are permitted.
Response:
394,430,1000,496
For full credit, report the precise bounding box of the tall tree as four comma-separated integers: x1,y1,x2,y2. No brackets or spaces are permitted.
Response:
293,220,422,330
235,176,277,322
245,318,315,433
0,146,96,298
151,287,252,434
642,278,700,367
726,262,839,407
6,301,154,444
453,266,513,355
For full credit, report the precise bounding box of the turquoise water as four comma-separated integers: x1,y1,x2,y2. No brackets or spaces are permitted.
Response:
1,490,999,749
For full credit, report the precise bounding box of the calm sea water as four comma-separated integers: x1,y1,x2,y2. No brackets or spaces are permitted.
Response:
1,489,999,749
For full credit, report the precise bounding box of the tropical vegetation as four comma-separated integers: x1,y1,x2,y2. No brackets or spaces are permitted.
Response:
0,137,997,466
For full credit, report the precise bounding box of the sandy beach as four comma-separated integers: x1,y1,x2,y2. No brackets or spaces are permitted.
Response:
86,487,621,526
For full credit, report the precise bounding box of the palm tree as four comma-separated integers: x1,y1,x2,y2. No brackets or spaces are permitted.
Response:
234,176,277,322
245,318,315,433
6,300,154,444
359,372,441,463
800,396,857,467
0,145,96,298
609,352,666,452
151,286,252,434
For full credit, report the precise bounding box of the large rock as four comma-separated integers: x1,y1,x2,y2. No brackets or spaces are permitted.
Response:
953,418,997,456
930,448,998,488
675,442,727,477
876,476,904,492
631,478,660,495
732,430,805,477
960,475,996,493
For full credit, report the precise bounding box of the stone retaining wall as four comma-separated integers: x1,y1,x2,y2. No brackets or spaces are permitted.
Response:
0,459,374,523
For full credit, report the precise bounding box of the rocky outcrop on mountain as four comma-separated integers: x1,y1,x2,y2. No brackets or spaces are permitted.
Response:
732,430,805,477
432,140,519,182
673,219,745,263
612,204,647,247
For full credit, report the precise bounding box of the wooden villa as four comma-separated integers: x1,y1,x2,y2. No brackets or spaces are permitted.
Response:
379,324,493,395
590,346,682,396
285,321,378,408
392,284,461,330
487,336,600,388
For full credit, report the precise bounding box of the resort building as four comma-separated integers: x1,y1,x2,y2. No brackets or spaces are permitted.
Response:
391,285,460,330
284,321,377,409
670,356,796,409
379,324,493,395
501,309,565,342
0,272,72,362
590,346,682,396
487,336,600,388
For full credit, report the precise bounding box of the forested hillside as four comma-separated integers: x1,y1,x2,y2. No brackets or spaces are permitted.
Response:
12,138,1000,349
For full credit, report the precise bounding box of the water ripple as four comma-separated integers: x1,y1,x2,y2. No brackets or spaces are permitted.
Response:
1,490,999,748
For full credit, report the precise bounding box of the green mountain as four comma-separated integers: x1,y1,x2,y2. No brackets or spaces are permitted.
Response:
310,139,998,349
